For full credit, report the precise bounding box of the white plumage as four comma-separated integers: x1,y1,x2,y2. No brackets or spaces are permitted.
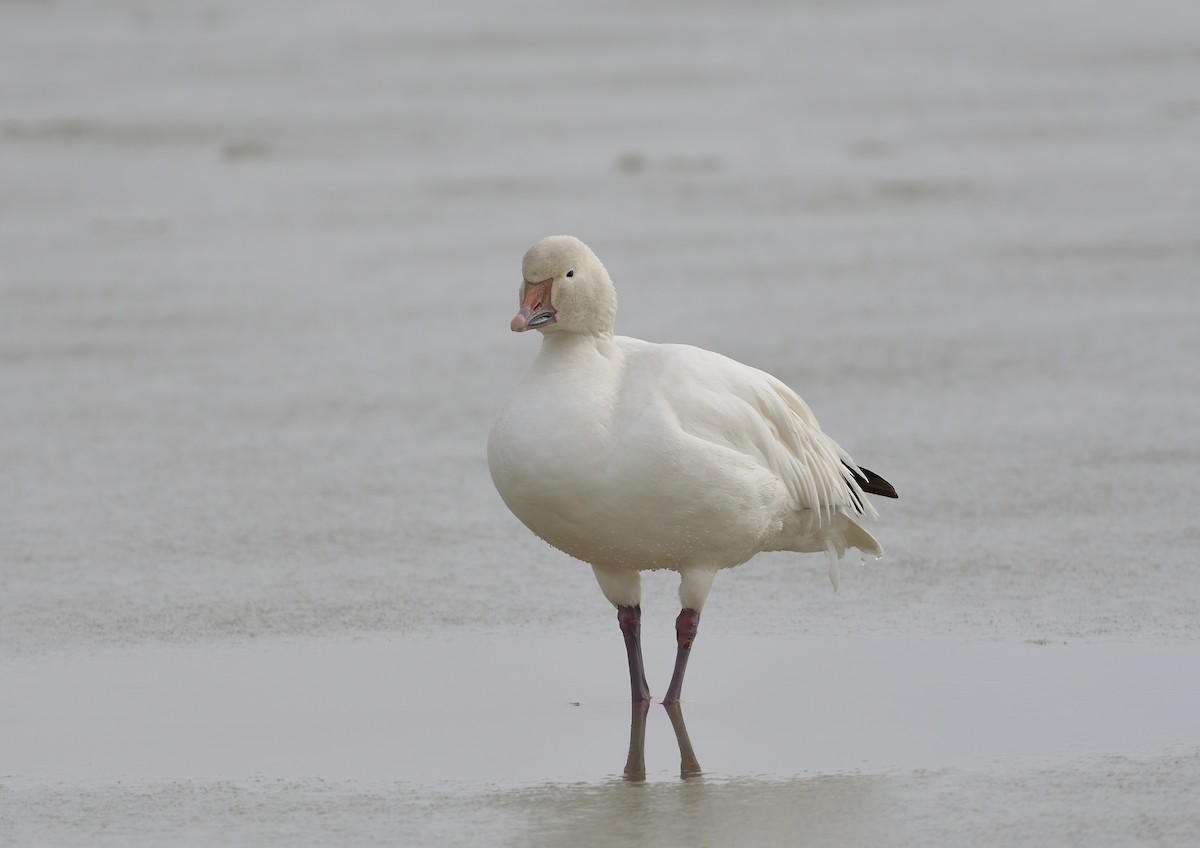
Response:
488,235,894,703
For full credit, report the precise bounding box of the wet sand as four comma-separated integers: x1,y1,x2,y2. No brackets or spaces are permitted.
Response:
3,0,1200,844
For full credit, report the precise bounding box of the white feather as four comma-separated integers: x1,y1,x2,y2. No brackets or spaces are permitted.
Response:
488,235,887,612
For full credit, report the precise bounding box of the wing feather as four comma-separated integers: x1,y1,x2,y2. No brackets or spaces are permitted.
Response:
748,373,877,521
639,341,877,521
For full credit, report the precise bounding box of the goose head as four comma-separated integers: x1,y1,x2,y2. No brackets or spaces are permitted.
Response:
511,235,617,337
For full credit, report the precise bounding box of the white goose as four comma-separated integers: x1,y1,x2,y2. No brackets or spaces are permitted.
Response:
488,235,896,703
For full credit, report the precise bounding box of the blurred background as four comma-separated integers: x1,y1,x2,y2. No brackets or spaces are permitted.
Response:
4,0,1197,652
4,1,1200,843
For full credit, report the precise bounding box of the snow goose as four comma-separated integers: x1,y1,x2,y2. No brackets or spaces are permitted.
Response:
488,235,897,703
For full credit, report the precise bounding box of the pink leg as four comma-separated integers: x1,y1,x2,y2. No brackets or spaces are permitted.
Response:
662,608,700,705
617,605,652,702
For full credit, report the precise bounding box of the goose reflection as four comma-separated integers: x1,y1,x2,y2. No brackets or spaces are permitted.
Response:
623,701,702,782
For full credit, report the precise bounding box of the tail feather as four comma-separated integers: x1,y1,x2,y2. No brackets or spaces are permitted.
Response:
826,520,884,590
844,519,883,557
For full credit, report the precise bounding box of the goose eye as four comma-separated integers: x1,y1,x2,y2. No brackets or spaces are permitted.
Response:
565,269,574,278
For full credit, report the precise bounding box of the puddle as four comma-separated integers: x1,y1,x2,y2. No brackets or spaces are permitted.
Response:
4,635,1197,786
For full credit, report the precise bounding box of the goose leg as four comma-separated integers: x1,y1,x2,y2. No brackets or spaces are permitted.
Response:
617,604,652,702
662,608,700,704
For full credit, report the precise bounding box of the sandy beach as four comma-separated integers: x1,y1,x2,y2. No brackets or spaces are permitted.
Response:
3,0,1199,844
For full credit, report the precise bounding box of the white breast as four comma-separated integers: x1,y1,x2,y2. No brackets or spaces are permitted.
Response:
488,333,873,574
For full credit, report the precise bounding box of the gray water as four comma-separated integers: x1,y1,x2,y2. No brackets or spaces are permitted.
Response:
3,0,1200,845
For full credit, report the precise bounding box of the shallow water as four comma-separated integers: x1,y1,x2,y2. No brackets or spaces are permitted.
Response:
6,636,1200,783
3,0,1200,844
4,635,1200,846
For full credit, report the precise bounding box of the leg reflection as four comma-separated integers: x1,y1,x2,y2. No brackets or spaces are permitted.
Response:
623,700,650,782
664,702,702,780
620,699,704,781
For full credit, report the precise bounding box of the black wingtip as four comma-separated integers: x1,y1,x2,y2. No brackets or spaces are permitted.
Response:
844,461,899,499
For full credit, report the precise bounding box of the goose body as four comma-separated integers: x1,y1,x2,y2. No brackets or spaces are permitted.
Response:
488,235,896,702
